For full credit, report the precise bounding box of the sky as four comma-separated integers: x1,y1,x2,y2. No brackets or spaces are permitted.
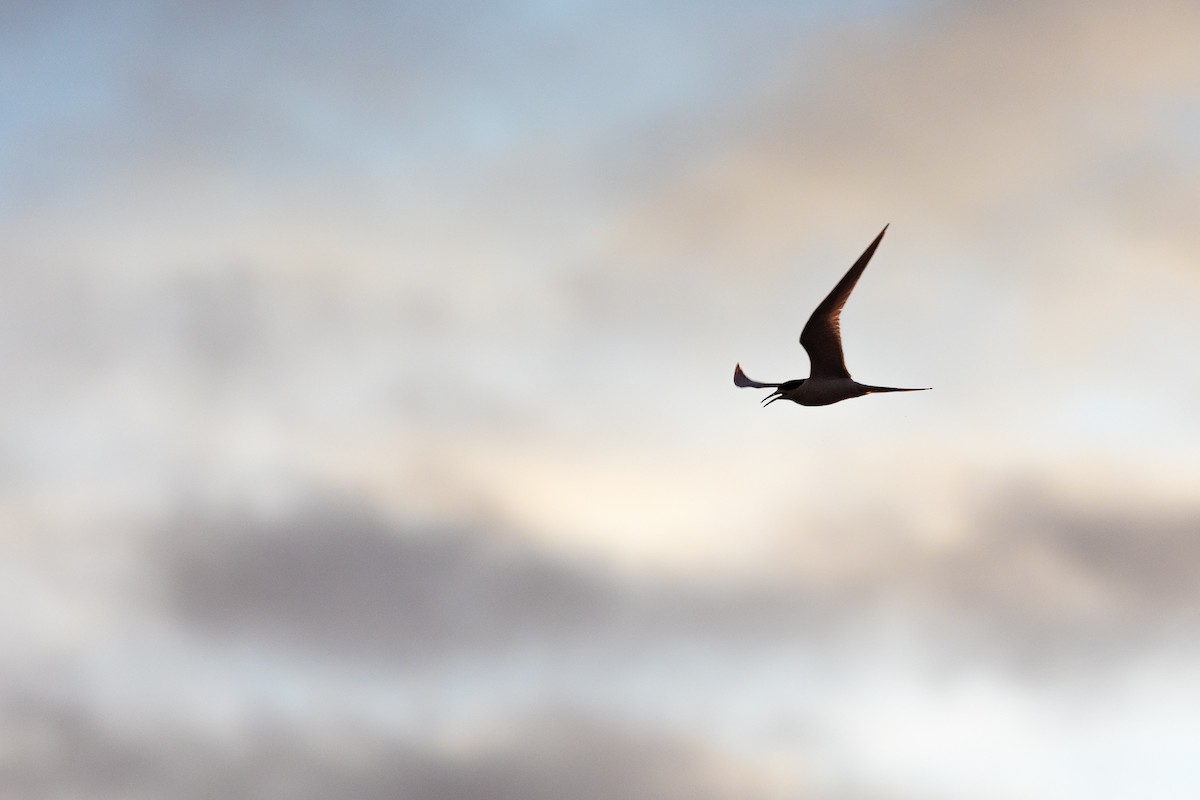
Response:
2,0,1200,797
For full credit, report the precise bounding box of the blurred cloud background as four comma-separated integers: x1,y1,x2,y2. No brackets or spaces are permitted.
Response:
2,1,1199,797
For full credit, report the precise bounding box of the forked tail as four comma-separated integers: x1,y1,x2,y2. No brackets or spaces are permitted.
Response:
733,363,782,389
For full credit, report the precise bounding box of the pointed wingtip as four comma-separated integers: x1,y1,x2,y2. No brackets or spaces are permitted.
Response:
862,223,888,250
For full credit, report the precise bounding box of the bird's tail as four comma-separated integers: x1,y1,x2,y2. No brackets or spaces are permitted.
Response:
733,363,782,388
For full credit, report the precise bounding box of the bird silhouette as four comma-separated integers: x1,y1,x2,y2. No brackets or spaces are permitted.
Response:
734,225,930,407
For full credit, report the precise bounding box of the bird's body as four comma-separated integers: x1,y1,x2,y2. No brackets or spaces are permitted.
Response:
734,225,929,407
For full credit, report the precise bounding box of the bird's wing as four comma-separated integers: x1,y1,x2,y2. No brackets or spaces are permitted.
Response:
799,225,888,380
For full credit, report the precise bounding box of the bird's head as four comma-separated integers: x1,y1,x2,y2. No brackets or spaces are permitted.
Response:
762,379,804,406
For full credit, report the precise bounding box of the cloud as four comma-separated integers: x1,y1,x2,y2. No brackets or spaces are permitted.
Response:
160,500,623,666
12,487,1200,800
155,486,1200,677
761,483,1200,668
0,699,800,800
916,488,1200,660
156,491,878,676
607,0,1200,258
574,0,1200,405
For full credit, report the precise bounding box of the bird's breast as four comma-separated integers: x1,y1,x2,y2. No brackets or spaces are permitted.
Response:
788,378,870,406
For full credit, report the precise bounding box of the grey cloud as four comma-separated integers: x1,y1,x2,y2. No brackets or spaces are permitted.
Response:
161,500,622,665
158,487,1200,675
752,486,1200,673
158,495,855,668
0,699,796,800
925,491,1200,644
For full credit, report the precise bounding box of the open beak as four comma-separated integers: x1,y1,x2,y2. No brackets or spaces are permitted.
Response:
762,390,784,406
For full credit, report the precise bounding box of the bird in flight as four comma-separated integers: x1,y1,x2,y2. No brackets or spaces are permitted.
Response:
734,225,930,407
